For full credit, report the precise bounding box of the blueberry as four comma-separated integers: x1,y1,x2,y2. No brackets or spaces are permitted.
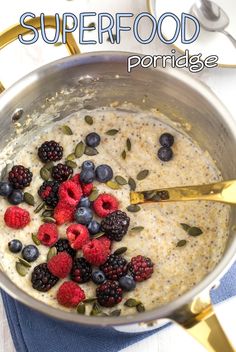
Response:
78,196,91,208
8,189,24,205
8,239,22,253
22,245,39,262
0,182,13,197
92,270,106,285
75,207,93,225
119,275,136,291
80,169,95,184
95,165,113,183
82,160,95,171
157,147,173,162
159,133,174,148
85,132,101,148
88,220,101,235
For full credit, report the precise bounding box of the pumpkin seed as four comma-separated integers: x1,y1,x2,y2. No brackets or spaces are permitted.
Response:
18,257,31,268
124,298,140,307
136,303,145,313
75,141,85,158
121,150,126,159
180,223,191,232
105,129,119,136
47,247,57,261
24,192,35,206
115,175,127,185
113,247,127,256
66,153,76,161
130,226,144,232
88,22,96,29
15,262,28,276
110,309,121,317
84,146,98,156
90,302,102,316
127,204,141,213
107,33,117,43
128,177,136,191
42,209,54,217
44,161,54,170
32,234,41,246
188,227,203,237
83,298,97,304
42,216,56,224
136,170,149,181
40,167,50,181
92,232,105,239
126,138,131,151
61,125,73,135
84,115,93,125
106,180,120,190
77,302,86,315
34,201,45,214
176,239,187,247
65,160,77,168
54,42,63,47
89,190,99,201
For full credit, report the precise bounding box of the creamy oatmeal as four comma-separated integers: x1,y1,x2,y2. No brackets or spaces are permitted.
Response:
0,108,229,316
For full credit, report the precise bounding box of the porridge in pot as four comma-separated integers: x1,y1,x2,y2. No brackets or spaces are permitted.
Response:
0,108,229,316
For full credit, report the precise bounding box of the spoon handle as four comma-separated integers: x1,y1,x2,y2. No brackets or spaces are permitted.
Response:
221,30,236,49
130,180,236,205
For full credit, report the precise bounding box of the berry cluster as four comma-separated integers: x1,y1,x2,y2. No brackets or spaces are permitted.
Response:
3,131,155,312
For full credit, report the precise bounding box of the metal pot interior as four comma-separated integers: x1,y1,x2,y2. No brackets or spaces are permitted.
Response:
0,52,236,326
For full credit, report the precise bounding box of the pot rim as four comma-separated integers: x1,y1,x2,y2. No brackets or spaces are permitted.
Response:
0,51,236,326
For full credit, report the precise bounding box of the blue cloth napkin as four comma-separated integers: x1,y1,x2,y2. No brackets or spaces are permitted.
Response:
1,261,236,352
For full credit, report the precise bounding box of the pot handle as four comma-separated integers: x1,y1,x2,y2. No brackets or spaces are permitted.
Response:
169,289,235,352
0,15,80,93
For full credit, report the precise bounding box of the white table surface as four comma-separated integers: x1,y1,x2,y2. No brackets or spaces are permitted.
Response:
0,1,236,351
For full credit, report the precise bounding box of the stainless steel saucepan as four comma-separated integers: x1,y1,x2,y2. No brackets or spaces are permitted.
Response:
0,16,235,352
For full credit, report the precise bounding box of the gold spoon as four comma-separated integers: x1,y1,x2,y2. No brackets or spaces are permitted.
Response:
130,180,236,205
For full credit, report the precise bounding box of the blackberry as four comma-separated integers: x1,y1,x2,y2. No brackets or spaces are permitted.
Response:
8,165,33,189
54,238,76,258
96,280,123,307
51,163,73,182
38,141,63,163
128,255,154,282
100,254,128,280
70,257,92,283
38,180,59,208
31,263,59,292
101,210,130,241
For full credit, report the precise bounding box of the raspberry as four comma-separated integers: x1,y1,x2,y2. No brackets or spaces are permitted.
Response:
57,281,85,307
48,252,72,278
52,163,73,183
97,236,111,250
101,210,130,241
66,224,89,250
70,257,92,283
37,223,58,246
8,165,33,189
38,140,63,163
71,173,93,196
96,281,123,307
100,254,128,280
93,194,119,218
31,263,59,292
54,202,75,225
128,255,154,282
54,238,76,258
38,180,59,208
82,239,110,266
4,206,30,229
58,180,82,207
